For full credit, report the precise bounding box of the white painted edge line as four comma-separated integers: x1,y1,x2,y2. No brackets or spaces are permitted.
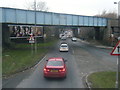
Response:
72,50,74,54
34,55,47,68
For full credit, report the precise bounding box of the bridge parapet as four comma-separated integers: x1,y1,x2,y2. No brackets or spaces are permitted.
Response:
0,7,108,27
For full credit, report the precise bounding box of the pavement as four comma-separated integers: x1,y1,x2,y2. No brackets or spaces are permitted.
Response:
78,39,114,49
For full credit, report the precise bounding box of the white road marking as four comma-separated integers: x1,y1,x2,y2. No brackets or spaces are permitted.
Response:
34,55,46,68
72,50,74,54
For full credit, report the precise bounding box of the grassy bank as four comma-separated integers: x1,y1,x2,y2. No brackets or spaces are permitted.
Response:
2,39,58,77
88,71,120,88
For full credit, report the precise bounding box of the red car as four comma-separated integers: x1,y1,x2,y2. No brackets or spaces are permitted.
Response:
43,57,67,78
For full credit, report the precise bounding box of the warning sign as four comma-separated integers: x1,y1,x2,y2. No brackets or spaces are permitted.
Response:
111,41,120,55
29,35,35,43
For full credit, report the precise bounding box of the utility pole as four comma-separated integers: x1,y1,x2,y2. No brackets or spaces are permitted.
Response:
116,46,120,89
34,0,37,53
111,37,120,89
114,1,120,36
114,2,120,89
116,37,120,89
118,1,120,37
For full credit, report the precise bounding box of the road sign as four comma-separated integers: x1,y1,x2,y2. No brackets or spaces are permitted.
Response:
111,41,120,55
111,40,120,88
29,35,35,43
29,40,35,43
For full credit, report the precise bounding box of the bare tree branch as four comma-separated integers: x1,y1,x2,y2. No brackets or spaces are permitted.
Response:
25,1,49,11
95,10,117,19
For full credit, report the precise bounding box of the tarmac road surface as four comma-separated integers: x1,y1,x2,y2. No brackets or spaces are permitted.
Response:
3,38,117,88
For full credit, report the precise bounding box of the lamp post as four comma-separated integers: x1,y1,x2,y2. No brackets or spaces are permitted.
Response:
117,37,120,89
34,0,37,53
114,1,120,89
114,1,120,33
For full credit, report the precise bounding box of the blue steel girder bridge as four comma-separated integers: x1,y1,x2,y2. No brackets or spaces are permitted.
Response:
0,7,108,27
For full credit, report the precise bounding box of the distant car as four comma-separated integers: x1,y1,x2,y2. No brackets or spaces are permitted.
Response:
71,37,77,41
59,44,69,52
61,36,67,40
43,57,67,78
59,34,64,39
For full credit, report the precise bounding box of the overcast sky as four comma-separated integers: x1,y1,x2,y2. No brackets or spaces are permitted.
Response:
0,0,120,16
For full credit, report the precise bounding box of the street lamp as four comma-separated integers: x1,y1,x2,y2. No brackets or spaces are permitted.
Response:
114,1,120,31
114,1,120,89
117,37,120,89
34,0,37,53
114,1,120,16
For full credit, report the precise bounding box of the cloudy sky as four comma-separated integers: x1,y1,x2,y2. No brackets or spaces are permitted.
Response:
0,0,120,16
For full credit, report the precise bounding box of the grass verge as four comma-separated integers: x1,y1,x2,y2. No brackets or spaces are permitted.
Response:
87,71,120,88
2,39,57,77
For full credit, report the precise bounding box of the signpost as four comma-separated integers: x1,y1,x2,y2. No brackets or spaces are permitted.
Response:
29,34,35,44
29,34,35,55
111,40,120,89
34,0,37,53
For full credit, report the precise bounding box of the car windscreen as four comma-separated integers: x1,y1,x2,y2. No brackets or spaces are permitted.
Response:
61,45,67,47
73,38,76,39
47,61,63,66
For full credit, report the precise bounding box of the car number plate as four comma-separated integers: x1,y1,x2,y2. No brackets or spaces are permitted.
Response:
51,70,58,72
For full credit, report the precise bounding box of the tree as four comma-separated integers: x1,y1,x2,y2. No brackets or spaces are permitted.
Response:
25,1,49,11
95,10,117,19
95,10,118,46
